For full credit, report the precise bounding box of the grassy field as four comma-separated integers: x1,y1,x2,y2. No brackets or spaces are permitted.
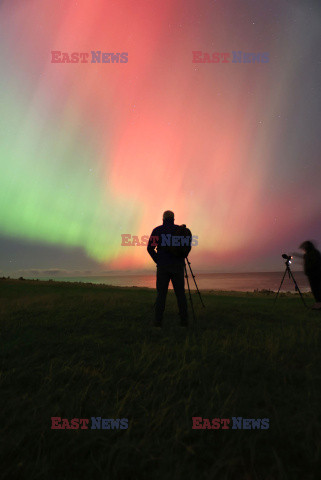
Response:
1,278,321,480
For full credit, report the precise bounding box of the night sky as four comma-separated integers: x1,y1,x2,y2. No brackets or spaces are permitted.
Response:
1,0,321,277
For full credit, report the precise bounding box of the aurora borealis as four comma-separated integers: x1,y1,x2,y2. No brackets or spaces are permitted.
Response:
1,0,321,276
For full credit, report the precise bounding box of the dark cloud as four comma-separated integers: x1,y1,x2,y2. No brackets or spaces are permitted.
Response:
0,234,103,275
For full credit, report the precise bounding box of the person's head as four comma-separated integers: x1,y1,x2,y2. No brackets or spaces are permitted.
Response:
163,210,174,222
299,240,315,253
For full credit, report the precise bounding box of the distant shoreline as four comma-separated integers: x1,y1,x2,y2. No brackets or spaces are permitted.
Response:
0,275,311,296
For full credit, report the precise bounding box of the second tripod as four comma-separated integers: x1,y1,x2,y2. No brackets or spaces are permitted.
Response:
274,254,307,308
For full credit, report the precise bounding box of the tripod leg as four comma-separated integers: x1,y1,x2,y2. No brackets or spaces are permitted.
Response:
288,269,308,308
186,257,205,307
185,263,196,325
274,267,288,306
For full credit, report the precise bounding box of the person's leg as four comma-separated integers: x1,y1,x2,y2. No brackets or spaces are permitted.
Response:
309,276,321,301
171,264,188,325
155,265,170,325
309,275,321,307
315,278,321,303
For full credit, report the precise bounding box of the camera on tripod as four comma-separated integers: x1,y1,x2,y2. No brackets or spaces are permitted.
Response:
282,254,292,263
274,253,307,307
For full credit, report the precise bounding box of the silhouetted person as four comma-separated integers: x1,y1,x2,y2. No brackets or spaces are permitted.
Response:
299,241,321,309
147,210,191,327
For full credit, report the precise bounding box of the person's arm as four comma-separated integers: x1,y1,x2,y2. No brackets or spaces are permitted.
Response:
290,252,304,259
185,228,192,258
147,229,159,264
183,228,193,258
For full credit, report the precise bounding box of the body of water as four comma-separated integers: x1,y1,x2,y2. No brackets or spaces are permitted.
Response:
32,271,310,293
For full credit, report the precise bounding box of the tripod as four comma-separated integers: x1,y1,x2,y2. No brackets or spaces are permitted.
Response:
274,256,307,308
184,257,205,325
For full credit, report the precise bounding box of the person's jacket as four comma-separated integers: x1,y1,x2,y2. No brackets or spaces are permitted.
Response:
147,218,191,266
304,248,321,278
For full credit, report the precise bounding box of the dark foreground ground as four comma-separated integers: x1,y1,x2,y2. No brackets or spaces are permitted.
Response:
1,278,321,480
